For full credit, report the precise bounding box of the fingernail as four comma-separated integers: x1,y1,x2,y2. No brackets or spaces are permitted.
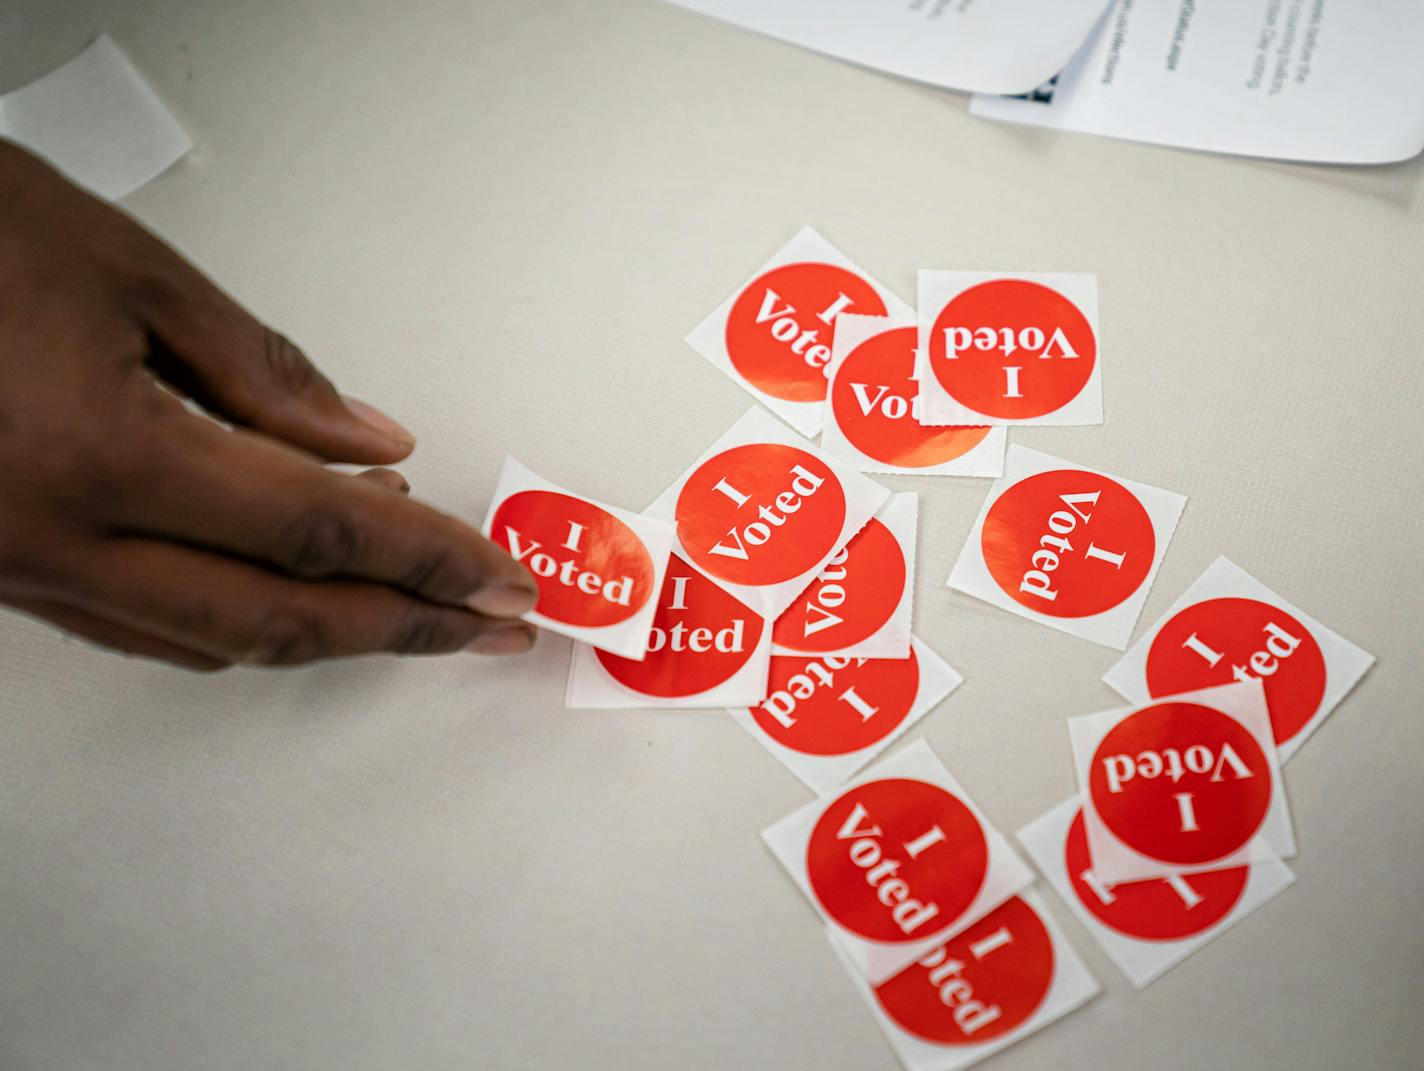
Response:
466,581,538,618
467,625,536,656
343,396,416,448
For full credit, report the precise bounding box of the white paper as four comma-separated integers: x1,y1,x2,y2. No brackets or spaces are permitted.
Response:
0,36,191,200
970,0,1424,164
731,637,962,794
830,889,1099,1071
1066,680,1296,885
761,739,1033,983
820,315,1006,477
771,491,917,659
1102,556,1375,764
665,0,1113,96
685,227,912,437
1018,796,1295,989
646,407,890,620
947,446,1185,649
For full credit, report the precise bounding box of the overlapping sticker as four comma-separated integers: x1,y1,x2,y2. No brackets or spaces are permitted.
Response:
566,554,774,708
482,457,675,660
730,638,962,794
821,314,1006,476
761,740,1033,983
1103,556,1375,763
685,227,913,436
771,491,917,659
916,272,1102,427
948,445,1185,648
646,407,890,620
1018,797,1295,989
830,889,1099,1071
1067,680,1297,885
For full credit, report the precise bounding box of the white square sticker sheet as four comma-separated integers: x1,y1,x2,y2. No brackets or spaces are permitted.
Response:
646,407,890,621
1018,797,1295,990
1067,680,1297,885
761,740,1033,984
829,888,1099,1071
685,227,913,437
1103,556,1376,763
947,446,1186,649
820,314,1006,477
730,637,962,795
915,272,1102,427
481,456,676,660
565,554,775,709
771,491,917,659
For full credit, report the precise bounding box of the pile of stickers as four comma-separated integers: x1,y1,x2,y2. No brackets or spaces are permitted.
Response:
481,227,1375,1070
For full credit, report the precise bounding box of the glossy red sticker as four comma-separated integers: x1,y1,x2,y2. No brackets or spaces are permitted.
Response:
1103,557,1375,763
917,271,1102,427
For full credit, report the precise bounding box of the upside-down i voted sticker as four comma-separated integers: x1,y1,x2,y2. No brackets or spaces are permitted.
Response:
830,889,1099,1071
1103,556,1375,764
771,492,917,659
947,446,1185,649
1018,797,1295,989
762,739,1033,983
646,407,890,620
685,227,913,437
565,554,774,708
821,315,1006,477
916,272,1102,427
730,637,962,794
1067,679,1296,885
482,457,675,660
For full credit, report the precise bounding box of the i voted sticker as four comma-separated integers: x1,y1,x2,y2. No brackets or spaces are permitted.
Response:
565,554,773,709
1067,680,1296,885
916,272,1102,426
831,888,1099,1071
772,492,917,659
685,227,912,436
761,740,1032,984
1104,557,1375,763
646,407,890,621
1018,797,1295,989
731,638,962,794
821,315,1006,477
948,445,1185,649
482,457,674,659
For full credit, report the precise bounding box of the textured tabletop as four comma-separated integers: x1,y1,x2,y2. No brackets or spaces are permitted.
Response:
1,3,1420,1069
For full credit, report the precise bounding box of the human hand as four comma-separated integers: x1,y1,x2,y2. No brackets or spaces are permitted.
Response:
0,140,537,670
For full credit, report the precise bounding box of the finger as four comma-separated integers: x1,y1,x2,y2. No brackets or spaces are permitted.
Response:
353,467,410,495
53,538,539,666
7,596,229,671
107,404,536,617
112,221,413,464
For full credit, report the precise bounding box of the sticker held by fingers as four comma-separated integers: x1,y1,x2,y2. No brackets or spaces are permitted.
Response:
481,457,674,660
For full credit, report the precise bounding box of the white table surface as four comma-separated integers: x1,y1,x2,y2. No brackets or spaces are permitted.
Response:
2,4,1420,1069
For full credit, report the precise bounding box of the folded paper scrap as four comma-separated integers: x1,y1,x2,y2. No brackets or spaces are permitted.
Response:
0,36,191,200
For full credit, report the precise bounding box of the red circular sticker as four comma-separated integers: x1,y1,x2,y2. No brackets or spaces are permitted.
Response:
725,261,887,403
771,517,904,653
595,555,762,697
1089,702,1273,866
807,777,987,943
1145,597,1327,749
491,490,655,627
874,897,1054,1046
752,650,920,756
1063,809,1246,941
829,327,991,467
675,443,847,587
927,279,1096,419
982,469,1155,618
